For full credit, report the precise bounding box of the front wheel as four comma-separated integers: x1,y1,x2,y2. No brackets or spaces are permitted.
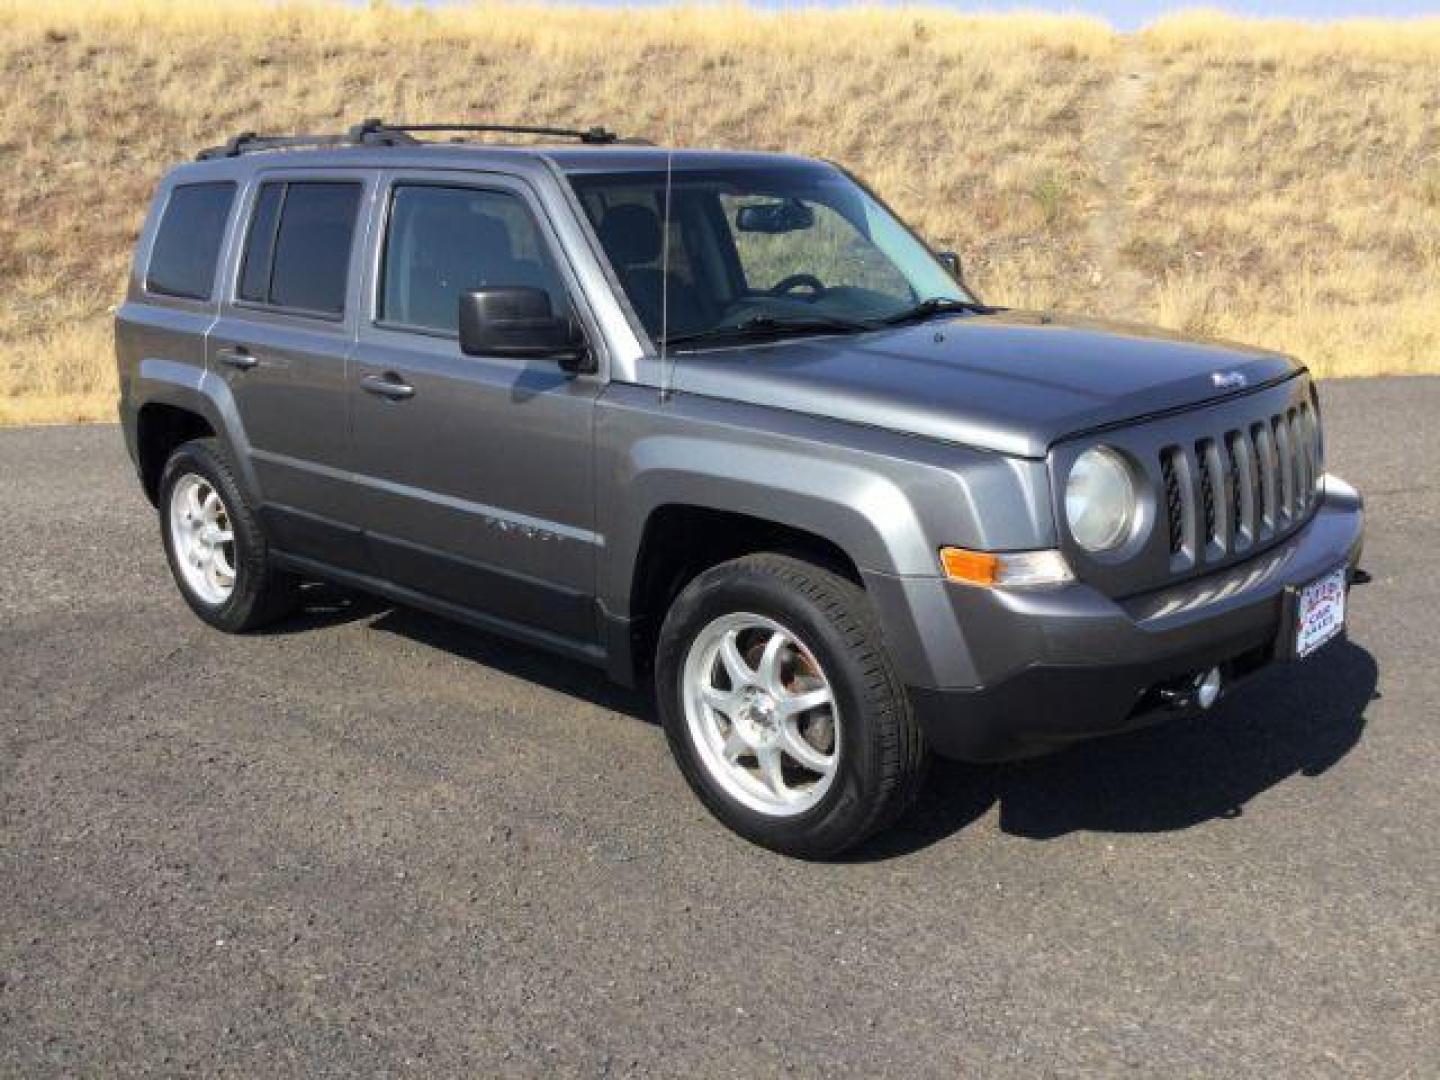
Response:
655,554,927,858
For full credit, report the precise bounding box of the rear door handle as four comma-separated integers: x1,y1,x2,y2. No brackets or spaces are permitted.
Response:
360,372,416,400
217,346,258,371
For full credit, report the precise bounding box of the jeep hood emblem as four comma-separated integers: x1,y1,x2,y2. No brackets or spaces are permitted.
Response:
1211,370,1248,390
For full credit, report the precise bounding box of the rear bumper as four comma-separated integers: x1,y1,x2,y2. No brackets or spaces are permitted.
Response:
898,475,1365,762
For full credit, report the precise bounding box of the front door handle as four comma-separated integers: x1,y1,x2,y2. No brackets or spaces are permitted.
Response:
217,346,258,371
360,372,416,400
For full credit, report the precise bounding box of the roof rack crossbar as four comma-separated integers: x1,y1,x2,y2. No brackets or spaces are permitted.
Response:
196,118,650,160
195,130,388,161
349,119,626,145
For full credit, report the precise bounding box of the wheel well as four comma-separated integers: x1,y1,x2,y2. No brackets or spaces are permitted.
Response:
628,505,863,674
136,403,214,504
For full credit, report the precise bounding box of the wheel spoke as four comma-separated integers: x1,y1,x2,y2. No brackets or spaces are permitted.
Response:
201,489,221,522
718,630,754,688
756,747,787,798
212,544,236,582
780,719,833,775
777,685,832,717
204,553,228,595
701,684,740,719
757,630,787,696
184,483,205,520
722,726,750,763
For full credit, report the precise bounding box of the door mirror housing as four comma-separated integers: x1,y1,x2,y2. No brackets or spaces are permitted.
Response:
936,250,965,284
458,287,594,372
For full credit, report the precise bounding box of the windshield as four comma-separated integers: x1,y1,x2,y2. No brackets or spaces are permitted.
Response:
568,163,972,348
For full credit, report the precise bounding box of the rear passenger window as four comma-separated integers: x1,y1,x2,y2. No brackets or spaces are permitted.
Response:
379,184,568,334
237,180,362,316
238,183,283,303
146,182,235,300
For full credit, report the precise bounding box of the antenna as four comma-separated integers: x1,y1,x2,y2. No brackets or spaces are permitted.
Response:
657,119,676,403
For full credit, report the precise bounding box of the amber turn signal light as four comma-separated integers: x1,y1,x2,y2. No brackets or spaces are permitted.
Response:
939,547,1000,586
939,546,1075,589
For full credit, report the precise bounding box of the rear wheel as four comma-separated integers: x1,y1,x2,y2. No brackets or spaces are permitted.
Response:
159,438,298,632
655,554,927,858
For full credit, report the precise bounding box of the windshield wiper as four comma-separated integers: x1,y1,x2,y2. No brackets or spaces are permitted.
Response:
881,297,998,325
660,314,875,350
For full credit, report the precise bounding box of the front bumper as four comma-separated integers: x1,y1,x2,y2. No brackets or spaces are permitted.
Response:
890,476,1365,762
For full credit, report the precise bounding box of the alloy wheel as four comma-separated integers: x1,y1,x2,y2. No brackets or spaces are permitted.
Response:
681,612,840,817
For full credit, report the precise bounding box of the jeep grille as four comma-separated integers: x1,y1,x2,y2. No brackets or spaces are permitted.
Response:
1158,400,1322,569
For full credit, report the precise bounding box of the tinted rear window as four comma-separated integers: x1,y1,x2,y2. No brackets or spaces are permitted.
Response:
238,181,362,315
146,182,235,300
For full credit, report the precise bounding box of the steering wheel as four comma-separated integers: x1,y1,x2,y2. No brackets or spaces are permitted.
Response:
769,274,827,300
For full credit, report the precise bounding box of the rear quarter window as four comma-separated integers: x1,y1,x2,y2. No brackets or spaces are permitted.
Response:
145,181,236,300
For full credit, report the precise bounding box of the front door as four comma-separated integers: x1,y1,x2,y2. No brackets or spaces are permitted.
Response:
348,171,604,648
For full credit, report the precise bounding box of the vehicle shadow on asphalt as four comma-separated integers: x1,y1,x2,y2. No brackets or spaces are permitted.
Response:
271,583,651,719
268,585,1378,860
849,640,1378,860
258,581,390,633
369,606,652,719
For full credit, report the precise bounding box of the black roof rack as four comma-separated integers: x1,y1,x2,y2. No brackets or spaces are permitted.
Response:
195,131,362,160
197,118,650,160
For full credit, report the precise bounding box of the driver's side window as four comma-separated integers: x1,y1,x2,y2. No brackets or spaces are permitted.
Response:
720,195,909,299
379,184,567,335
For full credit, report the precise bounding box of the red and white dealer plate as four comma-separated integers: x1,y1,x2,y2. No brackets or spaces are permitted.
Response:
1295,565,1347,659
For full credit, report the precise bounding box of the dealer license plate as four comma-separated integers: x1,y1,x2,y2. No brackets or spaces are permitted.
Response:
1295,566,1347,659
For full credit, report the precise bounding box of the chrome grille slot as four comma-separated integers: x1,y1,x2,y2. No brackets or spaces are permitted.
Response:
1273,415,1293,525
1203,437,1235,558
1225,430,1255,550
1288,408,1307,514
1253,420,1277,534
1295,402,1316,511
1160,447,1187,558
1195,438,1219,551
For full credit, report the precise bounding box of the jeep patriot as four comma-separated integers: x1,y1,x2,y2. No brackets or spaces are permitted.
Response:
116,120,1365,856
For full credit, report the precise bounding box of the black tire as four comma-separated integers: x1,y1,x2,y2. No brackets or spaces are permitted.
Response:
654,553,927,858
158,437,299,633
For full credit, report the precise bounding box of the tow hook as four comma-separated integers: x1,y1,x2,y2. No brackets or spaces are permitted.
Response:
1158,667,1224,712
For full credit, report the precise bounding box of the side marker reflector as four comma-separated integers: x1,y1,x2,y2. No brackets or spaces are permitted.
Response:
939,546,1075,589
939,547,1000,586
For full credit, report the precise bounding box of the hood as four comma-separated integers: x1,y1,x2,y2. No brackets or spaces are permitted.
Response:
668,311,1302,458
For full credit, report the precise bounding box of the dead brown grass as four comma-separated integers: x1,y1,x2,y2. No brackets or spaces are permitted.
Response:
1135,13,1440,377
0,2,1436,424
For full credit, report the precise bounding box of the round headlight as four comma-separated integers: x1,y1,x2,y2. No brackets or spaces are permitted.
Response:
1065,447,1136,552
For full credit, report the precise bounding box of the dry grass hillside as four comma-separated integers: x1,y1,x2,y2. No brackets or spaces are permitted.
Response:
1,1,1438,424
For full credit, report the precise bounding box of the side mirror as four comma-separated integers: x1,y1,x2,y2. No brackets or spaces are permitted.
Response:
458,287,594,373
936,251,964,284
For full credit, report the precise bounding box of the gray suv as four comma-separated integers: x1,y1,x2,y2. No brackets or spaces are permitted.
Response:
117,120,1365,857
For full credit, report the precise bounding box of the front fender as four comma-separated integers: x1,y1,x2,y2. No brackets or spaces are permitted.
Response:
622,433,930,571
595,388,1055,622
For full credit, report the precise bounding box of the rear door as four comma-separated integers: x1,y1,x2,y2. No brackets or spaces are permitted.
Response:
210,171,374,567
347,169,604,649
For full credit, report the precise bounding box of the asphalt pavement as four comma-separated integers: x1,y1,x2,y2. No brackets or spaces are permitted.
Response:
2,378,1436,1076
